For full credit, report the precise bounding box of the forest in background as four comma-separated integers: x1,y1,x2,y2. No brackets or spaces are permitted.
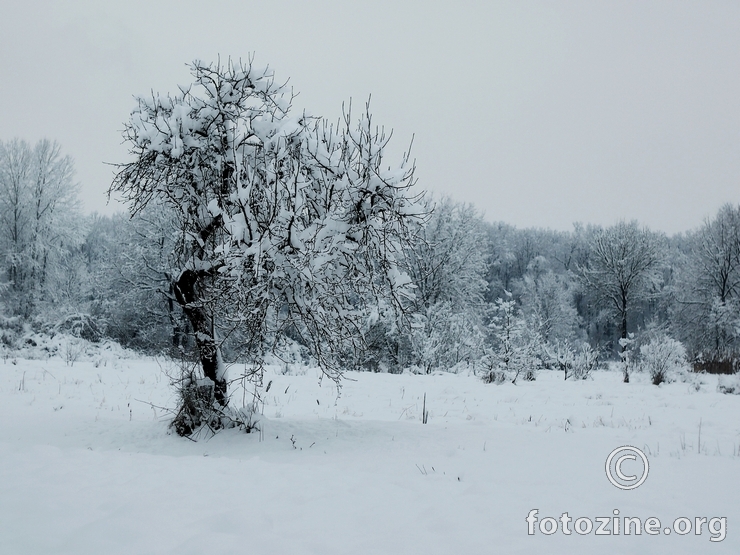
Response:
1,136,739,382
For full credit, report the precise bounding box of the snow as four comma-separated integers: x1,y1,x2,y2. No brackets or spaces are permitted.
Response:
0,353,738,554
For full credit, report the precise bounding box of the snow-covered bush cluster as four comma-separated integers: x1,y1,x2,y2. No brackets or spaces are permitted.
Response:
717,374,740,395
547,340,600,381
638,335,690,385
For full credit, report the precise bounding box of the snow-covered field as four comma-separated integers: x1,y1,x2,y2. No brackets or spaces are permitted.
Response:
1,349,738,554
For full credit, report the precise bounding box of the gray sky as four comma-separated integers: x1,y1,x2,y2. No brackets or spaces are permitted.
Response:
1,0,738,234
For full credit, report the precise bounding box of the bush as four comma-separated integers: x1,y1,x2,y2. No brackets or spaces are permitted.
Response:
170,363,261,438
717,374,740,395
547,340,575,380
639,336,689,385
572,343,599,380
480,366,508,385
547,341,597,380
171,373,221,437
0,315,23,351
410,302,487,374
54,313,105,343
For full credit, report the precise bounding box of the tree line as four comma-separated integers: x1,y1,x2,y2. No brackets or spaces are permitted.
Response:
2,137,738,375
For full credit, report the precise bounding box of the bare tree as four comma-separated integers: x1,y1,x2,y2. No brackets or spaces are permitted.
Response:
0,139,32,304
672,204,740,364
27,140,81,309
693,204,740,304
0,139,80,316
580,221,664,351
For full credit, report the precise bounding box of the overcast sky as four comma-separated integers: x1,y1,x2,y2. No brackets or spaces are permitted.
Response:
1,0,738,234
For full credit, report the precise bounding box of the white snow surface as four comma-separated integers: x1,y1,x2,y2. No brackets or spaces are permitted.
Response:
1,352,738,554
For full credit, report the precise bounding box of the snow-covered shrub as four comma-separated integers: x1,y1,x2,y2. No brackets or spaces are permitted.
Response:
171,371,222,437
0,315,23,353
639,336,689,385
517,330,543,382
357,319,398,373
717,374,740,395
55,313,105,343
63,337,84,367
572,343,599,380
7,330,134,363
170,363,261,438
410,302,487,374
547,340,575,380
546,340,598,380
482,369,508,385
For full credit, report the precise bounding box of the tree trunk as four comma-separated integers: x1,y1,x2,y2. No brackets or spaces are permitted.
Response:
620,290,628,350
173,269,227,406
621,311,628,345
166,283,188,350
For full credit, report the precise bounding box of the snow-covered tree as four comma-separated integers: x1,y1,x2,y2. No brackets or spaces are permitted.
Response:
517,265,581,345
694,204,740,305
580,221,664,352
402,198,489,372
111,59,421,431
0,139,82,317
83,208,188,351
482,293,542,384
671,204,740,366
0,139,31,301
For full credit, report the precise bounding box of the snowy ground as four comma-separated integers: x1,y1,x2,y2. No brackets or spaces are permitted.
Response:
1,348,738,554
